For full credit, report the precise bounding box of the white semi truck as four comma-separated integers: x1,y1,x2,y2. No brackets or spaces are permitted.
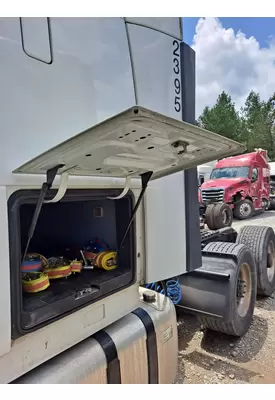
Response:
0,17,274,384
197,161,216,185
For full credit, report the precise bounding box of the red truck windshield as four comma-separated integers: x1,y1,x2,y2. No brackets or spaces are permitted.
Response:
210,166,250,179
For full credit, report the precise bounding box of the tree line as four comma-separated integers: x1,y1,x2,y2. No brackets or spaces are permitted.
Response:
197,91,275,161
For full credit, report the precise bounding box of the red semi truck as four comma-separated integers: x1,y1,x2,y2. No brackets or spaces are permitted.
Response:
199,149,270,225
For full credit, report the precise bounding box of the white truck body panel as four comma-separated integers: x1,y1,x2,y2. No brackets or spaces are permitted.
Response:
126,23,182,119
0,17,244,382
20,17,52,63
198,161,216,184
124,17,182,40
14,288,178,384
0,181,143,383
0,17,135,185
0,282,140,383
269,162,275,175
0,187,11,357
145,172,187,281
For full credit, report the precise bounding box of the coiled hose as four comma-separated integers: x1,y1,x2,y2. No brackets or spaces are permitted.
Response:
145,278,182,305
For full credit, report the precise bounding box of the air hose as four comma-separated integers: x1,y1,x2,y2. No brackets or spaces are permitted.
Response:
145,278,182,305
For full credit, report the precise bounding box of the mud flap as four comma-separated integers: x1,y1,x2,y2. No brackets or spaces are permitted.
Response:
177,251,239,322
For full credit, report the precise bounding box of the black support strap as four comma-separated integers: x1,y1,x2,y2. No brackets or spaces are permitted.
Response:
132,307,159,384
93,330,121,384
118,171,153,253
22,164,63,261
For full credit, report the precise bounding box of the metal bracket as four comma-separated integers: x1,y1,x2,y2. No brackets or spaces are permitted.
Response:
107,175,132,200
44,167,76,203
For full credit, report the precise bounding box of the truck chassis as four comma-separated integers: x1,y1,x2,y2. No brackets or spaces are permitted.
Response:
177,224,275,337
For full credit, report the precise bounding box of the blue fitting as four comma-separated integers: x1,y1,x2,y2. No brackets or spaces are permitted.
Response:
144,278,181,304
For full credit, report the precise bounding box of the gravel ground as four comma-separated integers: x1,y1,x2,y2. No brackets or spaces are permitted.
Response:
175,211,275,384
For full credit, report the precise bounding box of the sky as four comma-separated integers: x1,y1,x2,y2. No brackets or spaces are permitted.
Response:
183,18,275,117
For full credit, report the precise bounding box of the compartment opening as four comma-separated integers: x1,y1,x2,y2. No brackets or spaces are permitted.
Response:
9,189,135,337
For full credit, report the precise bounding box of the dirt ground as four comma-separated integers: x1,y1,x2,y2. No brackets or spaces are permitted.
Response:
176,211,275,384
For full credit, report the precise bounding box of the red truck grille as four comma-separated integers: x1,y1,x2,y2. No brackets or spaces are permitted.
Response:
201,188,224,203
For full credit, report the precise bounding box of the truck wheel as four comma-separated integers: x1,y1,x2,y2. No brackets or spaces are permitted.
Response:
205,204,216,230
198,242,257,336
262,199,269,211
236,226,275,296
234,199,254,220
212,203,233,228
205,203,233,230
269,199,275,210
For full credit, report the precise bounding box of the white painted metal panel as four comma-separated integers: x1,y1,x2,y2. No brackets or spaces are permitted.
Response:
144,172,187,282
0,17,135,183
13,107,244,181
126,23,182,120
20,17,52,63
0,283,140,383
124,17,182,40
0,188,11,357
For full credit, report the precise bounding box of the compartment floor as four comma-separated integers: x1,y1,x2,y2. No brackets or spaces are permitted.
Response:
23,268,125,311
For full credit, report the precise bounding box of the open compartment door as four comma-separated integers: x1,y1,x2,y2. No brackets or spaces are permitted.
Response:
13,106,245,288
13,106,245,180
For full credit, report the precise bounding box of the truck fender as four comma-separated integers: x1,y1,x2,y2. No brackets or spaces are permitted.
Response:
233,191,250,203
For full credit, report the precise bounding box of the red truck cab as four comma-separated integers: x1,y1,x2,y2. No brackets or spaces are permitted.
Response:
199,149,270,219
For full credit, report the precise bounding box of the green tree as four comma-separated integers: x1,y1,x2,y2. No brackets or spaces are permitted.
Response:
198,90,275,160
240,91,275,159
198,91,241,141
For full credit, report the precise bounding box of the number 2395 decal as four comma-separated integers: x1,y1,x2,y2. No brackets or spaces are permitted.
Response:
173,40,181,113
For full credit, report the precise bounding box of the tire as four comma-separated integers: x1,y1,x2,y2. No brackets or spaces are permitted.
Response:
236,225,275,296
262,199,269,212
212,203,233,229
234,199,254,220
198,242,257,336
205,204,216,230
269,199,275,210
205,203,233,230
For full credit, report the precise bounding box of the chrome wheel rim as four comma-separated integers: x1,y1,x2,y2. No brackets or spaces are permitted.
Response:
267,241,275,282
236,262,252,318
239,203,251,217
222,210,227,224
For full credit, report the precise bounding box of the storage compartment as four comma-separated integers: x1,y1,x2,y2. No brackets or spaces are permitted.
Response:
13,288,178,384
8,189,135,337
